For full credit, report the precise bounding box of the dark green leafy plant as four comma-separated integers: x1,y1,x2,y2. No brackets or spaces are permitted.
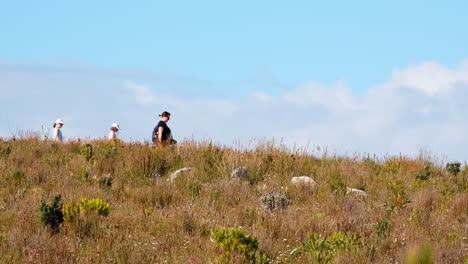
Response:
445,162,461,176
39,194,64,232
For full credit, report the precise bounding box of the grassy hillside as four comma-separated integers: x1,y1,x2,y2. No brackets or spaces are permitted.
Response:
0,137,466,263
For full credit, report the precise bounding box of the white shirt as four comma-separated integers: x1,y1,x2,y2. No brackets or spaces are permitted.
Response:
108,130,117,140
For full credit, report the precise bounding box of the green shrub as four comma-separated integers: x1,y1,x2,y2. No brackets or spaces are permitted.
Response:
80,143,94,161
39,194,64,232
79,198,110,217
296,232,361,263
210,228,267,263
445,162,461,175
63,198,110,233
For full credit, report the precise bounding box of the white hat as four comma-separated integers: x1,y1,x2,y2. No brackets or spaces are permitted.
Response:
55,119,64,124
111,123,120,129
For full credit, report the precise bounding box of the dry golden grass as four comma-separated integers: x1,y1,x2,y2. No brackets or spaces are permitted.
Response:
0,135,466,263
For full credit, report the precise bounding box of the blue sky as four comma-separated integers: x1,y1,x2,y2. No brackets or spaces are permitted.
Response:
2,0,467,94
1,1,468,160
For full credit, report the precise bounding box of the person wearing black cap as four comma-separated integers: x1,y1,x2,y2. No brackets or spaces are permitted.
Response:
152,111,176,145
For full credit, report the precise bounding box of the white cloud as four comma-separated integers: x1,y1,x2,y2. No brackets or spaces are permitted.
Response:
383,61,468,96
123,81,159,105
1,60,468,161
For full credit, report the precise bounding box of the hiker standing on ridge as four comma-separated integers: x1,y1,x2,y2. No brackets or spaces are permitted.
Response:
53,119,64,143
108,123,120,140
152,111,177,145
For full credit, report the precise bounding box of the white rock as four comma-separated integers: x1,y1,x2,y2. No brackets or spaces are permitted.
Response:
231,167,248,180
291,176,316,186
346,187,367,197
169,167,192,182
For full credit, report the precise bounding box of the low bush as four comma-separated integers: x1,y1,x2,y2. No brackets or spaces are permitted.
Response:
79,198,110,217
445,162,461,175
63,198,110,223
210,228,268,263
39,194,64,232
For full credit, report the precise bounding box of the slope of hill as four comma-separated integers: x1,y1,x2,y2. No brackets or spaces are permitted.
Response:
0,137,466,263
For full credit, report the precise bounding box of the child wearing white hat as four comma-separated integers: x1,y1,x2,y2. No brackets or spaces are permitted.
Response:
53,119,64,143
109,123,120,140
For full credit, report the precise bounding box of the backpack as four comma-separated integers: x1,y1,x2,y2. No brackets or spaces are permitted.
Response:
152,125,159,143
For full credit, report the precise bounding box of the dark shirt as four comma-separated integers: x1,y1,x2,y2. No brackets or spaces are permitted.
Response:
152,121,171,143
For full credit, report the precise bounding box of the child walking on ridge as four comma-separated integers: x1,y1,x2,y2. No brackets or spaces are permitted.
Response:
53,119,64,143
108,123,120,140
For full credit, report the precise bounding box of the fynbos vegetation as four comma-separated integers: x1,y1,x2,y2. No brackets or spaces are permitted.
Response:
0,136,466,263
